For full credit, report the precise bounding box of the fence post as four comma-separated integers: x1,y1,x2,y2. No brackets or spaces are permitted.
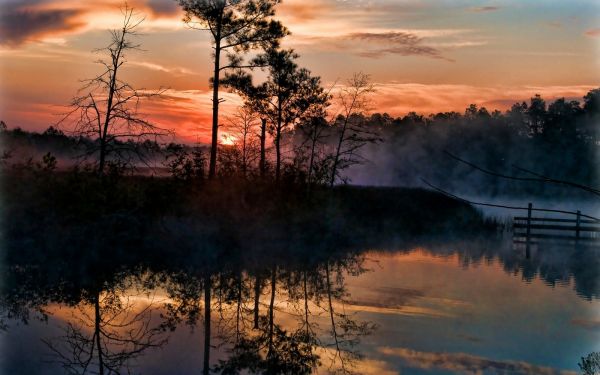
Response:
526,203,532,240
576,210,581,242
526,203,532,259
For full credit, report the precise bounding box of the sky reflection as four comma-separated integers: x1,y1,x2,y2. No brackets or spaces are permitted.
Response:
1,243,597,375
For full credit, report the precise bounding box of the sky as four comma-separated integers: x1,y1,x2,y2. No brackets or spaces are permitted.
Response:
0,0,599,142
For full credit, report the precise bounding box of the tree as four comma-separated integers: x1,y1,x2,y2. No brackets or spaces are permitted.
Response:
222,71,271,178
177,0,288,179
583,88,600,115
506,101,528,136
43,278,167,375
526,94,546,136
545,98,581,141
224,106,261,177
225,48,328,182
60,4,170,175
297,114,330,189
464,104,478,119
329,73,377,187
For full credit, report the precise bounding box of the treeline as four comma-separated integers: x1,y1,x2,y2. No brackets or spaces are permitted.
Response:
344,89,600,197
3,88,599,197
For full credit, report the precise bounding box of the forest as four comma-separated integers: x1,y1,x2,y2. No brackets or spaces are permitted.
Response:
2,88,599,198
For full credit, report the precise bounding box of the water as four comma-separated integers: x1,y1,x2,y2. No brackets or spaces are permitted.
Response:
1,237,597,375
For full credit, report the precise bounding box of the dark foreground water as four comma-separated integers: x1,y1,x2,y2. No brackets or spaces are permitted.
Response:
1,236,597,375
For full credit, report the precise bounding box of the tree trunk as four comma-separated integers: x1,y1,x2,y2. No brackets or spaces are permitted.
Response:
307,124,317,190
242,129,247,178
203,276,211,375
275,102,282,183
208,24,222,179
98,37,122,176
95,294,104,375
236,274,242,342
325,261,346,372
98,138,107,176
267,266,276,357
253,274,261,329
330,123,346,188
260,118,266,178
303,270,309,337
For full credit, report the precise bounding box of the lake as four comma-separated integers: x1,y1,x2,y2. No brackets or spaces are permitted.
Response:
1,235,597,375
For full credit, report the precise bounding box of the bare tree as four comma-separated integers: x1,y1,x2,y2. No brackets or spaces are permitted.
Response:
43,286,167,375
329,73,377,187
177,0,288,179
59,4,170,175
225,106,261,177
322,260,375,375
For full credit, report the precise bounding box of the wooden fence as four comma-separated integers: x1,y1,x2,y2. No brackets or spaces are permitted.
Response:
513,203,600,246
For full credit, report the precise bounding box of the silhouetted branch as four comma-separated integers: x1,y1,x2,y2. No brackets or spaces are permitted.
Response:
421,178,600,221
444,150,600,197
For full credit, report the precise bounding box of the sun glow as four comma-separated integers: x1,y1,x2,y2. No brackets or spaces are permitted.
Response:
219,133,237,146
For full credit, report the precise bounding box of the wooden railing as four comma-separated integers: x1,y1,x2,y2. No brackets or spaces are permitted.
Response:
513,203,600,246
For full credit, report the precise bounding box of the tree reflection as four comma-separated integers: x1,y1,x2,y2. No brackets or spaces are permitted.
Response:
42,284,167,375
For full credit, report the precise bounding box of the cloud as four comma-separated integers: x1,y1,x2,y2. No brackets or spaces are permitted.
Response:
129,61,196,76
0,0,183,47
379,347,577,375
278,0,335,23
350,31,448,60
292,31,455,61
145,0,180,17
584,28,600,37
0,6,85,46
468,6,501,13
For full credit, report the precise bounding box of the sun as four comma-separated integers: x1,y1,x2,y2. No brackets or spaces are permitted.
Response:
220,133,237,146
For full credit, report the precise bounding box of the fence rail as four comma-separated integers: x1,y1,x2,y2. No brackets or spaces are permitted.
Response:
512,203,599,250
513,217,598,224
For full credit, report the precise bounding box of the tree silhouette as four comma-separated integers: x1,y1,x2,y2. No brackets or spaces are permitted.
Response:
221,66,271,179
583,88,600,115
177,0,288,179
224,106,261,177
252,48,327,182
42,276,168,375
59,4,170,175
329,73,377,187
296,114,330,190
526,94,546,136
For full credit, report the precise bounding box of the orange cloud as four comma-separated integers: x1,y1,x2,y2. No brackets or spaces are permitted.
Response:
0,0,183,47
584,28,600,37
277,0,335,23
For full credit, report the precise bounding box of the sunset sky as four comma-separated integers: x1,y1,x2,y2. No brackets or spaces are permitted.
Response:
0,0,599,142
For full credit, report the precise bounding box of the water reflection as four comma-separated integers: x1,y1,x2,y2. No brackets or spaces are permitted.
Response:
1,222,598,374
